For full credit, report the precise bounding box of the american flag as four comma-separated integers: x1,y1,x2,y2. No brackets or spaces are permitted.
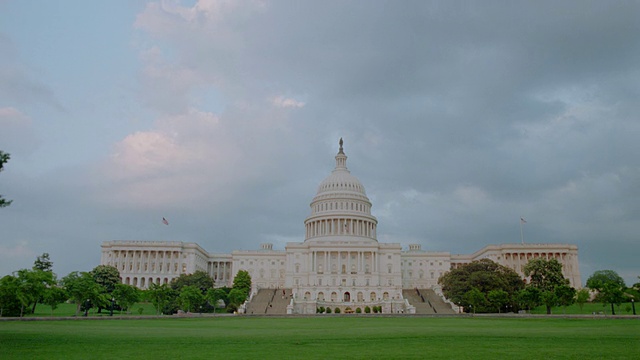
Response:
162,217,169,225
520,217,527,224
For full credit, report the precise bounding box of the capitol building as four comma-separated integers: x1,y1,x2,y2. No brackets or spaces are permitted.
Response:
101,140,581,314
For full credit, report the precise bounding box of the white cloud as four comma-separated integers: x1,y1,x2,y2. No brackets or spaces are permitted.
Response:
271,96,305,109
99,108,241,209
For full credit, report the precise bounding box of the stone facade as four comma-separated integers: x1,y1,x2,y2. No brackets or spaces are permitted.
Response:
100,140,581,313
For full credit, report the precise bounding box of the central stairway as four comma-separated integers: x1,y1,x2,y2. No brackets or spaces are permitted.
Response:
402,289,457,314
245,289,291,315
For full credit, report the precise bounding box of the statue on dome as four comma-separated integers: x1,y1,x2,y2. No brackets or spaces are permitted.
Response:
339,137,343,152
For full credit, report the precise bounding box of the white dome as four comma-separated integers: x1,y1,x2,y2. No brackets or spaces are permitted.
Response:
304,139,378,243
316,167,367,197
312,139,369,201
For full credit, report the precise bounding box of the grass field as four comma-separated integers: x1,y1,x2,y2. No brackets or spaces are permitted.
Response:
528,302,636,315
27,302,160,317
24,300,634,317
1,316,638,359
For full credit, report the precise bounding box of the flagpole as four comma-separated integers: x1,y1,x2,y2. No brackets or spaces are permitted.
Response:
519,217,525,244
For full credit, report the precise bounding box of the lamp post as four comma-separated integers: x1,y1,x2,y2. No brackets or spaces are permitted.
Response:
110,298,115,316
84,299,90,317
632,299,636,316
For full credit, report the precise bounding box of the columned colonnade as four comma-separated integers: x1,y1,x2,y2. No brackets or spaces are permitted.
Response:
310,250,378,274
208,261,232,285
306,218,376,238
108,249,184,288
502,251,576,274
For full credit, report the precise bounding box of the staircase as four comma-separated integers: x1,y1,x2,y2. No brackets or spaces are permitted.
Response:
402,289,436,314
403,289,457,314
422,289,456,314
266,288,291,315
245,289,291,315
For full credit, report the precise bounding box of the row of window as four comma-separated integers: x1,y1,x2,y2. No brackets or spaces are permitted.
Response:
304,291,392,302
109,251,187,259
314,200,370,213
111,261,187,274
123,276,170,288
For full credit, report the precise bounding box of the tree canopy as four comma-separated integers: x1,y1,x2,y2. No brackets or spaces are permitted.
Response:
586,270,626,315
90,265,121,294
112,284,140,314
438,259,524,313
170,270,214,293
178,285,205,312
61,271,105,316
232,270,251,297
33,253,54,273
14,268,55,316
0,275,22,317
523,258,571,314
0,151,11,208
147,283,177,315
524,258,568,292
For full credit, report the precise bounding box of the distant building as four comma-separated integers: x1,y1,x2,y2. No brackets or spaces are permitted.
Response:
101,140,580,314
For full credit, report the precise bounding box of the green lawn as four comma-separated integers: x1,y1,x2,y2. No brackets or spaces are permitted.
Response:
26,300,634,317
529,302,636,315
1,317,638,359
28,302,159,317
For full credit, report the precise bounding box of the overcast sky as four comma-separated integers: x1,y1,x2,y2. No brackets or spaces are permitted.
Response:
1,1,639,286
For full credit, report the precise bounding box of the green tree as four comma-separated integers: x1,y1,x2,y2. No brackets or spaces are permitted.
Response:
539,290,557,314
555,284,576,312
147,283,177,315
14,268,55,316
438,259,524,313
575,288,590,312
90,265,121,294
0,151,12,208
178,285,205,312
206,288,227,312
463,288,485,314
30,253,55,313
42,286,68,315
90,265,121,313
232,270,252,299
517,286,541,312
227,288,248,309
170,270,214,293
586,270,626,315
487,289,509,313
524,258,569,314
61,271,105,316
33,253,54,272
112,283,140,314
0,275,21,317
